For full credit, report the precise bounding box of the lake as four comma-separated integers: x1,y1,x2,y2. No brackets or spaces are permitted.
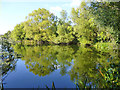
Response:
1,40,120,88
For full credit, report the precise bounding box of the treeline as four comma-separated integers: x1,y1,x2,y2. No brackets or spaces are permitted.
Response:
3,1,120,46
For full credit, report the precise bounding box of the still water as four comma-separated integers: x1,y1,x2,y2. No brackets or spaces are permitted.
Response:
1,40,120,88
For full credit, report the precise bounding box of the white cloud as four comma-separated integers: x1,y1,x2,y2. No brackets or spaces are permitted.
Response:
50,6,62,16
62,0,82,8
71,0,81,7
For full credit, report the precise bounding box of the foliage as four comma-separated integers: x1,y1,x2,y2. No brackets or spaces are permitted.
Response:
90,1,120,44
24,8,57,42
4,1,120,46
2,2,120,88
2,31,11,40
10,23,25,41
11,43,120,88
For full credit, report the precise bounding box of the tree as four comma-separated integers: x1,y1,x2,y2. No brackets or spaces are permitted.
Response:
53,10,75,44
71,0,120,46
71,1,98,46
10,23,25,41
3,31,11,39
90,1,120,43
60,10,67,22
24,8,57,42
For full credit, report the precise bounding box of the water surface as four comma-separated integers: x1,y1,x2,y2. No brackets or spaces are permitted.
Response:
1,41,120,88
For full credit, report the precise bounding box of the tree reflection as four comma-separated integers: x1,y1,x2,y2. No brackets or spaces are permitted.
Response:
69,46,120,88
0,39,17,89
12,44,74,76
12,43,120,88
68,46,101,88
97,58,120,88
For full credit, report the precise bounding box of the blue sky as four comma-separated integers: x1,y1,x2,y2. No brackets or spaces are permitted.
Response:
0,0,82,35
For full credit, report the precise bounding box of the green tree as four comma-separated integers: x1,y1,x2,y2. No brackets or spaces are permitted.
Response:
71,1,98,46
24,8,57,42
90,1,120,43
53,10,75,44
3,31,11,40
10,23,25,41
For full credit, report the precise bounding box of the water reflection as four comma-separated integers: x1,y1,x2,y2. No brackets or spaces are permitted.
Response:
11,43,120,88
13,45,74,76
0,39,17,89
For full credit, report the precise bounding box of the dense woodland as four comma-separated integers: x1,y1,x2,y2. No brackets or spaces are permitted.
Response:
2,1,120,48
